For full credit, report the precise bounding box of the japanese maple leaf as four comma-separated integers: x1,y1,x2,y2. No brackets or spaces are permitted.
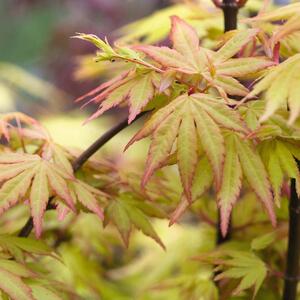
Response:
125,93,248,202
105,194,165,249
217,132,276,236
0,113,38,141
259,139,300,206
245,53,300,124
77,69,160,124
169,130,276,236
214,251,267,297
0,259,36,300
0,153,105,237
137,16,274,98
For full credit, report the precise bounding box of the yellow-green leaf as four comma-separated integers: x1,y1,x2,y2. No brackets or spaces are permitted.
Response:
235,136,276,226
218,134,242,236
177,103,198,201
30,162,49,238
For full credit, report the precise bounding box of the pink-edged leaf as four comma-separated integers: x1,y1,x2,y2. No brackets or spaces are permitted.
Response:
0,169,36,215
82,75,133,107
128,74,154,123
169,195,190,226
170,16,203,70
45,163,75,211
158,70,176,93
191,156,214,199
142,110,181,186
217,134,242,236
0,260,36,278
235,136,276,226
52,145,74,177
192,94,248,133
213,75,249,96
214,29,259,63
0,153,40,164
0,160,38,182
288,73,300,124
56,201,71,221
136,45,196,73
193,108,224,189
170,156,213,225
0,267,34,300
275,141,300,196
86,80,135,122
217,57,275,77
75,70,130,102
125,95,185,150
72,181,104,219
30,162,49,238
177,102,198,201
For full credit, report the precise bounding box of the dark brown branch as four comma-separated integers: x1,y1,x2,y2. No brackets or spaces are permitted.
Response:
222,0,239,32
282,175,300,300
216,0,240,245
18,112,147,238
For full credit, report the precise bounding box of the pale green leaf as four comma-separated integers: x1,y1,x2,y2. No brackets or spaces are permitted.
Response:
214,75,249,96
52,145,73,177
45,163,75,211
193,94,248,133
214,29,259,63
251,232,275,250
235,136,276,226
170,16,203,70
0,169,35,215
170,157,213,225
268,151,284,206
217,57,274,77
218,135,242,236
30,285,62,300
143,110,180,186
194,108,224,189
216,251,267,297
137,45,196,73
0,161,39,182
0,236,53,256
72,181,104,219
0,267,34,300
127,74,154,123
0,260,34,278
105,200,131,246
177,102,198,200
30,162,49,238
125,205,165,249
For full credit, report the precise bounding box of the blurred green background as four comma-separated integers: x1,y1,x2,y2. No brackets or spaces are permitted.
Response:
0,0,172,150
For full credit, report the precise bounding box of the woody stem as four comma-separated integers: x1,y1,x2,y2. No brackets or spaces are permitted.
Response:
216,0,239,245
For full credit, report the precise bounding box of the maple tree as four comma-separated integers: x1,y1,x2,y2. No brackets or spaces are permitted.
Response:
1,0,300,299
